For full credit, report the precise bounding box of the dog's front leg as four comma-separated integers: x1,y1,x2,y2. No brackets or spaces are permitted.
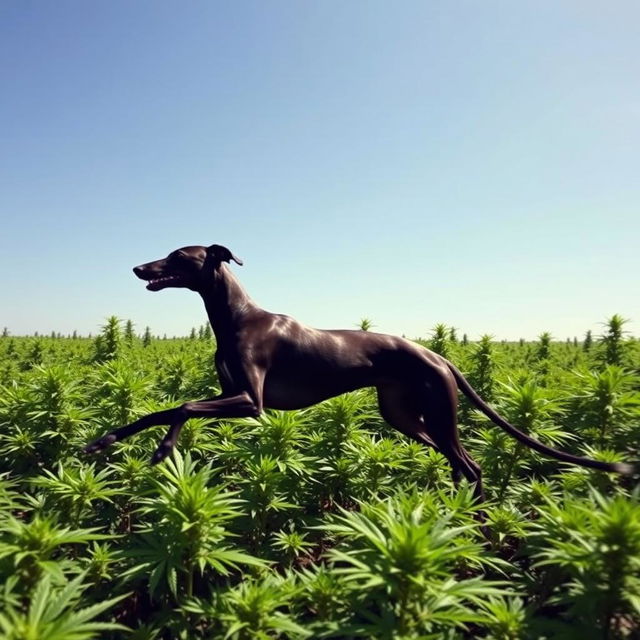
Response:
84,391,261,457
150,392,262,464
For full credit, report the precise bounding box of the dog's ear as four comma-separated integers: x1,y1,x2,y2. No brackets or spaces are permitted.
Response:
207,244,243,266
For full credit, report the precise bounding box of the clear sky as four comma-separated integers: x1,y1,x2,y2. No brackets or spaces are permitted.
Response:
1,1,638,340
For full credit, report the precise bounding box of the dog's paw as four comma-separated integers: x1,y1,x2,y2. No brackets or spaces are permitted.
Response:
84,433,117,454
150,440,174,466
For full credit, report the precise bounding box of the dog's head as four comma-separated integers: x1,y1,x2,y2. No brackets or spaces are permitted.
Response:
133,244,243,292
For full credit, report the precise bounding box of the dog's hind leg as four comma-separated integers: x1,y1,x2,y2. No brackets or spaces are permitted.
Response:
378,381,488,540
377,380,483,497
376,384,439,451
421,373,485,503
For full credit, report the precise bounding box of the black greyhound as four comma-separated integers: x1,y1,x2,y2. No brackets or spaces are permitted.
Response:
85,244,636,501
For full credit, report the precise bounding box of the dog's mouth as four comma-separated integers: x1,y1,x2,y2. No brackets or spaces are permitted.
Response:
134,262,193,291
145,275,185,291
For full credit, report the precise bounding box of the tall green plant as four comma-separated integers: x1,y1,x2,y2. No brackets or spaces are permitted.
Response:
570,366,640,446
0,574,128,640
93,316,122,363
479,380,569,501
126,451,264,601
583,329,593,352
124,319,135,344
0,515,107,588
429,323,452,359
532,490,640,638
185,574,308,639
319,495,505,637
21,340,44,370
231,455,299,549
31,464,121,526
92,360,151,427
536,331,552,363
468,334,495,402
599,314,630,366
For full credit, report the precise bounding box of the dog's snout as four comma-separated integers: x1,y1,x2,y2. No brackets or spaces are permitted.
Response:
133,265,145,277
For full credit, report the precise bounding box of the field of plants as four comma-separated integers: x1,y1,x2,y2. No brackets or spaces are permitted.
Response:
0,315,638,639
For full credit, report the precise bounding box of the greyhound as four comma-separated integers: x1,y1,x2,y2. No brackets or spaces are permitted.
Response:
85,244,636,501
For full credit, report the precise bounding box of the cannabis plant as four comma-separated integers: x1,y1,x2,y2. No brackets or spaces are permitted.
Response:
125,451,264,600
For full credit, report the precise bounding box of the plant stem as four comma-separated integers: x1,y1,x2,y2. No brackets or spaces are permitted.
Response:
498,443,522,503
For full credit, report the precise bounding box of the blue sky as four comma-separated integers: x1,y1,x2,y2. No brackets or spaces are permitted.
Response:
1,1,638,340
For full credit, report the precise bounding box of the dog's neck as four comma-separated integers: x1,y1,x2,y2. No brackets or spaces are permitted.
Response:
199,263,258,344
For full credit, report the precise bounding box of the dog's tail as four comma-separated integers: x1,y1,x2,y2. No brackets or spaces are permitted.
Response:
446,361,637,475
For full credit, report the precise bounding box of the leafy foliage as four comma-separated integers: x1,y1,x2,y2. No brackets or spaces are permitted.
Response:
0,317,638,637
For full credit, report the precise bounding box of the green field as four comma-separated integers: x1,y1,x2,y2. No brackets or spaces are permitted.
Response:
0,316,638,639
